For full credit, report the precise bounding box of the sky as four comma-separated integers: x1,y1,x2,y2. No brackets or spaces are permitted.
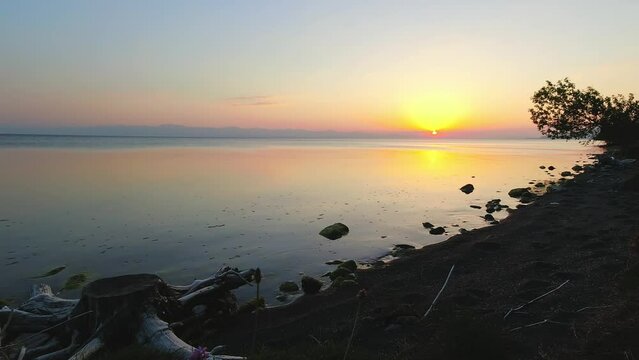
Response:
1,0,638,137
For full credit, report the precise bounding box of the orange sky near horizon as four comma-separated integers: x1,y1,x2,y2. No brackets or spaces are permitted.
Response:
1,1,637,136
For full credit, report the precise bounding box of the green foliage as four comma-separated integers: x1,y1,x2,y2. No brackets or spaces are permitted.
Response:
530,78,639,145
600,93,639,145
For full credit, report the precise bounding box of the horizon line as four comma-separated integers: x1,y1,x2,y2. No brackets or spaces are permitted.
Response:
0,124,541,140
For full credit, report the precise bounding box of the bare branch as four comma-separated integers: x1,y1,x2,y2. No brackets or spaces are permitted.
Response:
504,280,570,319
509,319,571,332
421,264,455,321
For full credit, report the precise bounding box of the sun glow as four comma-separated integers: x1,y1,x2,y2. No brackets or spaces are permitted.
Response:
401,91,470,133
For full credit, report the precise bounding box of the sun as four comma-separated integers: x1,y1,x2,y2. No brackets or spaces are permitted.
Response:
400,91,469,134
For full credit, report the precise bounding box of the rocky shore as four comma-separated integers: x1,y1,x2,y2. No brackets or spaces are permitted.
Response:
194,150,639,359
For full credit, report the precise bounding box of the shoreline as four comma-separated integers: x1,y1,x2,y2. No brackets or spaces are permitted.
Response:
190,149,639,359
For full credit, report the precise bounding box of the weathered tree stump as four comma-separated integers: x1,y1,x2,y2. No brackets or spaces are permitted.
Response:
1,267,256,360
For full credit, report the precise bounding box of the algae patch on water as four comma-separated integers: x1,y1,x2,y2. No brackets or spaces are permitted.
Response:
32,266,66,279
60,273,89,292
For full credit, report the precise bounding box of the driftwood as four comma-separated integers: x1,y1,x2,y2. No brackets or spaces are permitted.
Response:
504,280,570,319
509,318,571,332
421,264,455,321
0,267,256,360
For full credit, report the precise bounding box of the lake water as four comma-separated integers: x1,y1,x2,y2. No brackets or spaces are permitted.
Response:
0,135,600,303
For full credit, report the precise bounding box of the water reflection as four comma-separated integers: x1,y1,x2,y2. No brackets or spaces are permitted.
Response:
0,138,599,302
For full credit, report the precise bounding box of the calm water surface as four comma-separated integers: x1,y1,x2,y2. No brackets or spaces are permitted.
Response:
0,136,600,303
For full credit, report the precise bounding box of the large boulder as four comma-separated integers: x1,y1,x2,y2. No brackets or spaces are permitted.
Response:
319,223,350,240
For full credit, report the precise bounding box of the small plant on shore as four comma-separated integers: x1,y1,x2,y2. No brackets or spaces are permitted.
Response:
252,267,263,351
343,288,367,360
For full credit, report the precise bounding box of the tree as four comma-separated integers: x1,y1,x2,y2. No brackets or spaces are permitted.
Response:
529,78,639,145
599,93,639,146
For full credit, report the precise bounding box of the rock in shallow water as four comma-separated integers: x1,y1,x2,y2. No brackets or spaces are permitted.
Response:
508,187,531,198
319,223,350,240
325,260,343,265
301,276,323,295
429,226,445,235
460,184,475,194
328,267,353,280
338,259,357,272
391,244,415,257
279,281,299,293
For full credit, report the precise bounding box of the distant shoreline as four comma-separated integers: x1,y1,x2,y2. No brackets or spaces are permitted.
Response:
0,132,548,142
0,123,542,140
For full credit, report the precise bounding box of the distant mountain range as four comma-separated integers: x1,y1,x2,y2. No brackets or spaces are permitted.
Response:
0,124,540,139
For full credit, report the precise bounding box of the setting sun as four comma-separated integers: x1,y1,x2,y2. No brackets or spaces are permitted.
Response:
400,91,470,133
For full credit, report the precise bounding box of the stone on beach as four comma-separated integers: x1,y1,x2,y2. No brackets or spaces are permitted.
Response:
429,226,445,235
508,187,532,198
338,259,357,272
319,223,350,240
301,276,323,294
391,244,416,257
